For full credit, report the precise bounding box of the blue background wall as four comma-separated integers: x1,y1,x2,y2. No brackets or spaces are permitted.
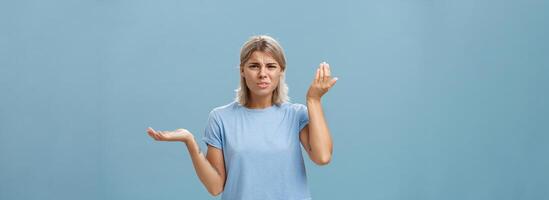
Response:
1,0,548,199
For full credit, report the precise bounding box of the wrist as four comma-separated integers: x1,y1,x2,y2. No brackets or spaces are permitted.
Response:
184,137,200,154
182,134,195,144
306,97,321,103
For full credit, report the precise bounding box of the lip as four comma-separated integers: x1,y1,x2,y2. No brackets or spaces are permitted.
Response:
257,82,270,89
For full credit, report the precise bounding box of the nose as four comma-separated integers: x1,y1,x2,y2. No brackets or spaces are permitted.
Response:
258,66,267,79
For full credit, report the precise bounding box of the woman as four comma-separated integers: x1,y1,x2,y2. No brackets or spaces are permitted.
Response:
147,35,337,200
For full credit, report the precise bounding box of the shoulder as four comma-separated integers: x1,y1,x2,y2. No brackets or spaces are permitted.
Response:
279,102,307,113
209,101,241,117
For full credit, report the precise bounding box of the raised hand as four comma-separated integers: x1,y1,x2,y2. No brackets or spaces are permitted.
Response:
147,127,194,143
306,62,338,101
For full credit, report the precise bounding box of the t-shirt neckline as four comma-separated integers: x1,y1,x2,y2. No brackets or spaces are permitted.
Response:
238,102,278,113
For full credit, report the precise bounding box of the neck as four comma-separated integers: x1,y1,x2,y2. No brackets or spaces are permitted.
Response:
247,94,273,109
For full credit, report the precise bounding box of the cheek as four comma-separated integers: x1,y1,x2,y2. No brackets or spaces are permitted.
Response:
243,72,257,86
242,70,253,80
271,74,282,85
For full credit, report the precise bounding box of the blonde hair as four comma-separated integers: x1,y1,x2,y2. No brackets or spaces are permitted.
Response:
235,35,289,107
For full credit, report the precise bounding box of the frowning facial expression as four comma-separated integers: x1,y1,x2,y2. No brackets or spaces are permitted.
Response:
241,51,283,100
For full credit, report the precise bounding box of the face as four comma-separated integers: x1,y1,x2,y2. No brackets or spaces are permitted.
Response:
241,51,283,100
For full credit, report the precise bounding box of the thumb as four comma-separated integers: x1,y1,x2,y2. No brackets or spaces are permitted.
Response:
329,77,338,87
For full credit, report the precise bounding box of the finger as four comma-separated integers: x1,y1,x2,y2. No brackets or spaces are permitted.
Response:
148,130,157,139
158,133,165,140
148,127,158,134
319,63,325,82
147,128,157,138
322,62,328,81
154,133,161,140
147,131,156,139
325,62,331,77
158,131,167,140
150,131,159,140
315,68,320,83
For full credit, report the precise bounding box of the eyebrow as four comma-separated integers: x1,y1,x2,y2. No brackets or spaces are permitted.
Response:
247,62,278,65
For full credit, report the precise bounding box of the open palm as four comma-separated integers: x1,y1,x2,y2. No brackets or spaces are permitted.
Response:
147,127,193,143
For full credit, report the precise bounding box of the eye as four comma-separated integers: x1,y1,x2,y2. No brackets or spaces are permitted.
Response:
267,65,278,69
248,65,259,69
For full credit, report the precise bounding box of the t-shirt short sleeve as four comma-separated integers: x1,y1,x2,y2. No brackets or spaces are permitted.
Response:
202,110,223,149
297,104,309,132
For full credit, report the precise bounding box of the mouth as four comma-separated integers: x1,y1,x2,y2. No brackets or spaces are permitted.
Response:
257,82,270,89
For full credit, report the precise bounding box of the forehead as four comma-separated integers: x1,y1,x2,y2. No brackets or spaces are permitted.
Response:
246,51,278,63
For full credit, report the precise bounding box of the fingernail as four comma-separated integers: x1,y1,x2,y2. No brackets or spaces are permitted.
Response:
334,77,339,81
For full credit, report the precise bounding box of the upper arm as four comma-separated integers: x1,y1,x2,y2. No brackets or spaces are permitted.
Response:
299,125,314,159
300,124,333,165
206,145,226,182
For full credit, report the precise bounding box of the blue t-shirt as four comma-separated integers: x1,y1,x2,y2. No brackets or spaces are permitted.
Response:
202,101,311,200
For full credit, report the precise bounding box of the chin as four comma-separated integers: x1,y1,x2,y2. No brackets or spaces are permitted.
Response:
251,88,274,97
253,91,272,97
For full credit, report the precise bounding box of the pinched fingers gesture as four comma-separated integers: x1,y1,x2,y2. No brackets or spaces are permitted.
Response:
307,62,338,100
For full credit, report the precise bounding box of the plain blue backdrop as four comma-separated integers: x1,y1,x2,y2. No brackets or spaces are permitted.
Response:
1,0,548,199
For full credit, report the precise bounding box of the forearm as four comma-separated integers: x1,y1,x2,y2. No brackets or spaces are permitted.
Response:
185,139,224,195
306,98,333,164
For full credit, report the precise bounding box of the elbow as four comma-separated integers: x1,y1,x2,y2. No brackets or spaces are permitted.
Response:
313,154,332,166
207,186,223,196
209,191,222,197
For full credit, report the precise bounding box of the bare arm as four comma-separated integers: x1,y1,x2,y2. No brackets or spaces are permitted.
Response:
301,62,337,165
147,128,226,196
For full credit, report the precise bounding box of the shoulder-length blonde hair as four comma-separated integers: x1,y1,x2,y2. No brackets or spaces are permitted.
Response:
235,35,289,106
